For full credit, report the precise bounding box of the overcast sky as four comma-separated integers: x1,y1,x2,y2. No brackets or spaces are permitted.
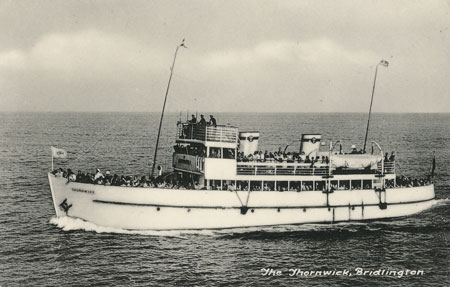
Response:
1,0,449,113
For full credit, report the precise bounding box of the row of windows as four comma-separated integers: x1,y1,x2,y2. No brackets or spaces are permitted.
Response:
208,179,380,192
174,145,236,159
209,147,235,159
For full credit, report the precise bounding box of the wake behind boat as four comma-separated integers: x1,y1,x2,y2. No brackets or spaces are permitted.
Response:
48,40,437,230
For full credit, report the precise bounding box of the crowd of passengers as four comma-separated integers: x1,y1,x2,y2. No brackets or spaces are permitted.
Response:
51,168,202,189
237,150,329,164
173,144,206,157
237,149,396,164
387,175,431,188
52,168,431,191
216,176,431,192
181,114,219,140
185,114,217,126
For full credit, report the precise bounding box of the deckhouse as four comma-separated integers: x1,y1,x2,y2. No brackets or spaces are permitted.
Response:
172,122,396,196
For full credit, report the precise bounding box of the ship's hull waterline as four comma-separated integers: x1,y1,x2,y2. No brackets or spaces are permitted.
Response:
48,174,436,230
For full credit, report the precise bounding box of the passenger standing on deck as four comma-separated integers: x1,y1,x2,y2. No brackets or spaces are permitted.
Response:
199,114,206,126
94,168,104,181
95,169,105,184
67,169,76,182
189,114,197,124
209,115,217,127
389,151,395,161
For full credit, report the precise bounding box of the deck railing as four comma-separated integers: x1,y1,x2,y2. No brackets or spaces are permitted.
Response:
379,161,395,174
237,160,395,176
237,163,329,176
177,123,238,143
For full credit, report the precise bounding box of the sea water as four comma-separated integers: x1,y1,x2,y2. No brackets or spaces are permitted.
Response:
0,112,449,286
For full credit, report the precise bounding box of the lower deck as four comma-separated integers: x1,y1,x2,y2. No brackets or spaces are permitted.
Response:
48,173,436,230
205,176,399,192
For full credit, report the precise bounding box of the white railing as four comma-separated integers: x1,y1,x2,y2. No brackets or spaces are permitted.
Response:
378,161,395,174
236,160,394,176
237,163,329,176
177,123,238,143
206,126,237,143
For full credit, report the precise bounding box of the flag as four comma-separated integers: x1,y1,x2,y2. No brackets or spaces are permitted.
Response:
51,147,67,159
180,38,187,48
380,60,389,67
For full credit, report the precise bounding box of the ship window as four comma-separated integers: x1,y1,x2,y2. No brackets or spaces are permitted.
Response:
302,181,313,191
363,180,372,189
330,180,339,191
263,181,274,191
276,181,288,191
209,147,221,158
339,180,350,190
223,180,235,191
223,148,235,159
290,181,301,192
250,181,262,191
373,179,383,189
237,180,249,191
210,179,222,190
351,180,361,190
194,146,206,157
385,179,394,188
174,143,206,157
315,181,326,191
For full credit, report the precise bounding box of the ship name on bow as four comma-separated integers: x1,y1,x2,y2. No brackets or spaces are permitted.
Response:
72,188,95,194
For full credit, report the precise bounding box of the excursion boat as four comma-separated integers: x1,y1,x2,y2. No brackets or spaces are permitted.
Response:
48,41,436,230
48,122,436,230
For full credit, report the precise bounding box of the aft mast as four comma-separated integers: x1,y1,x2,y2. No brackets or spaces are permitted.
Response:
151,39,186,178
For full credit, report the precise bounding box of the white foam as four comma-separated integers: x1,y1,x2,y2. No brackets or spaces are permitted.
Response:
49,216,337,236
49,216,214,238
435,198,450,205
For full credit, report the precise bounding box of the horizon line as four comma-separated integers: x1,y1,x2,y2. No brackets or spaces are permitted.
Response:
0,110,449,114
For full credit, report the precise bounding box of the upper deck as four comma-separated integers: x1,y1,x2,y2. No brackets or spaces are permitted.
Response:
176,122,238,146
236,160,395,176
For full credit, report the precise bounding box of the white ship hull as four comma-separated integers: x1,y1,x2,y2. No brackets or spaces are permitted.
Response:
48,174,436,230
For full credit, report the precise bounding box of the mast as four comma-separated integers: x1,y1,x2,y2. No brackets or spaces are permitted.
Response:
151,39,186,178
363,60,389,152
